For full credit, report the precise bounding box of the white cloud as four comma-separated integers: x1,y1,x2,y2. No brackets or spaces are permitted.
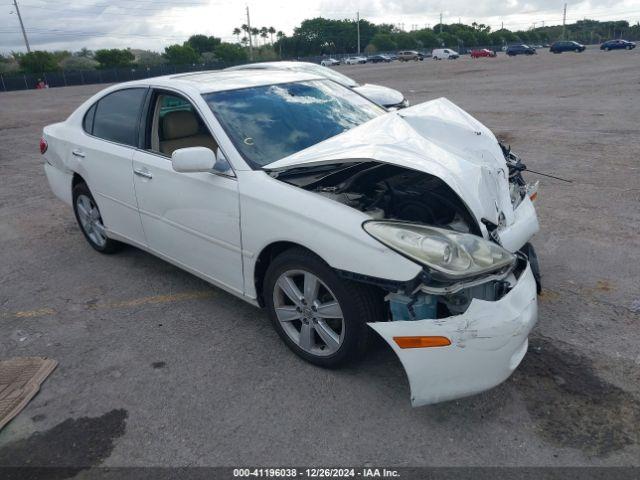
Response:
1,0,639,53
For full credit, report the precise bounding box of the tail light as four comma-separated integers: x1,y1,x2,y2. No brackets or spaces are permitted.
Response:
39,137,48,154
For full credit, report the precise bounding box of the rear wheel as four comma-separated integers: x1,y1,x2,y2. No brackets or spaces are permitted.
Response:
72,182,122,254
264,248,382,368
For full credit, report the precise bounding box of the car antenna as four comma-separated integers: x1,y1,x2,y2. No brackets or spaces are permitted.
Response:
523,167,573,183
504,144,572,183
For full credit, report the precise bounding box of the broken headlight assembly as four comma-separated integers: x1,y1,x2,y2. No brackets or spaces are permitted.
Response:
363,220,516,281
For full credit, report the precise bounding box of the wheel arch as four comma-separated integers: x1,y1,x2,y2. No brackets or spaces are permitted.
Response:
253,241,323,307
72,172,86,189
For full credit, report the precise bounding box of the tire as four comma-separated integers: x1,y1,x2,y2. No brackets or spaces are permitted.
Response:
72,182,122,254
263,248,383,368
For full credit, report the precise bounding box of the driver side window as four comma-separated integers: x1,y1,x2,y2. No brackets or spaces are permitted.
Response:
146,91,218,157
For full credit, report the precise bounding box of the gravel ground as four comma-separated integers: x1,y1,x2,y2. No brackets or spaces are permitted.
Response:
0,47,639,468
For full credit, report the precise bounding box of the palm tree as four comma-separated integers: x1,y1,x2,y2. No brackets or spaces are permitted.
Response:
233,27,241,43
241,36,248,47
251,27,259,46
268,26,276,44
259,27,268,45
276,31,285,58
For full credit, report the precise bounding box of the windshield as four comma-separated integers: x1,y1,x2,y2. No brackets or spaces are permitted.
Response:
204,80,384,168
297,64,358,88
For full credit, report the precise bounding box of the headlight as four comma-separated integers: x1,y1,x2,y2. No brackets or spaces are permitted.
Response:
363,221,515,280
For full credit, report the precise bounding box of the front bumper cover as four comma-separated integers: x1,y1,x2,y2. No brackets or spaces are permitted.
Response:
368,262,538,406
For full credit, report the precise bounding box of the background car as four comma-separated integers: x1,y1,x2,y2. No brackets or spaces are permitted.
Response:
550,41,586,53
432,49,459,60
397,50,423,61
320,58,340,66
226,61,409,109
367,54,392,63
506,44,536,56
600,39,636,50
470,48,496,58
345,56,367,65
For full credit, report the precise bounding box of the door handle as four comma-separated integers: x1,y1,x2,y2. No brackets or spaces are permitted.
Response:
71,149,85,158
134,168,153,179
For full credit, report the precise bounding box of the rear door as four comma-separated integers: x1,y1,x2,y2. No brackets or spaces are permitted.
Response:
74,87,148,245
131,89,244,295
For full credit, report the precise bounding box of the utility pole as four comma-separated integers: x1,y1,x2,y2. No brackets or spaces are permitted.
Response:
356,11,360,54
12,0,30,53
439,12,443,33
246,5,254,61
562,3,567,40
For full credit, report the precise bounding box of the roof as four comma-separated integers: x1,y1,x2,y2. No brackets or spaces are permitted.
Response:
123,69,323,94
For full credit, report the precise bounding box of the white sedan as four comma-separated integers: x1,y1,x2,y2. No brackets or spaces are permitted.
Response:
320,58,340,66
43,70,540,406
345,56,367,65
226,61,408,109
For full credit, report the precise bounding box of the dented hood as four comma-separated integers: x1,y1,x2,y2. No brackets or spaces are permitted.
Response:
266,98,516,227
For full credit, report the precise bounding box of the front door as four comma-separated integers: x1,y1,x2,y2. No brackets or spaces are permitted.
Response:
132,90,243,295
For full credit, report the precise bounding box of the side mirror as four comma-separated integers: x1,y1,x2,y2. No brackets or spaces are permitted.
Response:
213,148,234,177
171,147,216,173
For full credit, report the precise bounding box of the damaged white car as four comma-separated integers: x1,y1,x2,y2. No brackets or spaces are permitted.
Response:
42,70,541,406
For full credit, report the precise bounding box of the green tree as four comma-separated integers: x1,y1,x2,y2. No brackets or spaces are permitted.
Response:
394,32,418,49
213,42,248,63
185,34,221,55
135,50,166,67
412,29,440,48
370,33,396,51
75,47,94,58
233,27,241,43
18,50,59,73
163,44,200,65
94,48,135,68
59,56,99,70
268,26,276,44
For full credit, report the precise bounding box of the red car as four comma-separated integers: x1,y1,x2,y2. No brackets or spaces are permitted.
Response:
470,48,497,58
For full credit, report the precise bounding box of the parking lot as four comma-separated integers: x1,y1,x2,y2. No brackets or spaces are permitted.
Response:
1,47,639,467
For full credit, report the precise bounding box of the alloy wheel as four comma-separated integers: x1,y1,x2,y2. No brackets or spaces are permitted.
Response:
76,194,107,247
273,269,344,357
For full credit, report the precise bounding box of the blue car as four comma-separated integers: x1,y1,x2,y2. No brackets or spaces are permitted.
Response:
600,39,636,51
506,44,536,56
550,41,586,53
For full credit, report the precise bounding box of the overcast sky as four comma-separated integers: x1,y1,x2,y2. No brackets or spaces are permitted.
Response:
1,0,639,54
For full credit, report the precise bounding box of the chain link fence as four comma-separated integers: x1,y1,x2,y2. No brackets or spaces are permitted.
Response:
0,61,242,92
0,44,545,92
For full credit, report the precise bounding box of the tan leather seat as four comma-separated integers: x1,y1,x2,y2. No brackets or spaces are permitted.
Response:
160,110,217,156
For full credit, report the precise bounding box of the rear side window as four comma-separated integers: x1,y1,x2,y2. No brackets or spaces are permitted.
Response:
83,104,96,133
91,88,147,147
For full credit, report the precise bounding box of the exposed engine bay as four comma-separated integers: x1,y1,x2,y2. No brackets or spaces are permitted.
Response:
277,161,482,236
271,148,537,321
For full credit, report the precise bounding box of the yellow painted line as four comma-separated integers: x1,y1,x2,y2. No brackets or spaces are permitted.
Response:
3,290,214,320
14,307,56,318
102,291,215,309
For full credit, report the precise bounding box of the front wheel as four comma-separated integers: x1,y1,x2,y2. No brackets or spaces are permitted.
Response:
72,182,122,254
264,248,382,368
